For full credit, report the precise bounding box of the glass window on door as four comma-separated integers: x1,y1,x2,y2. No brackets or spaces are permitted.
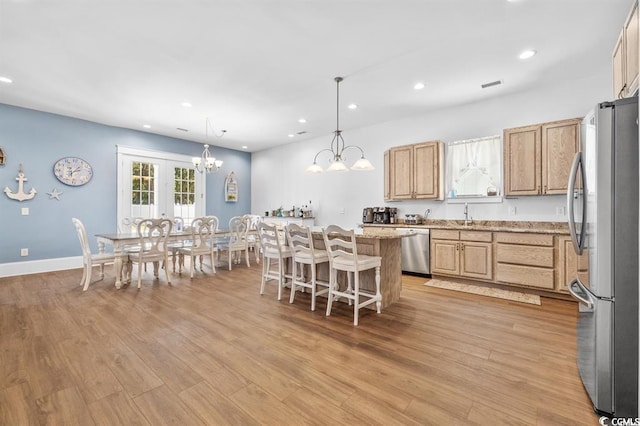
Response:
131,161,158,218
173,166,197,224
117,146,205,231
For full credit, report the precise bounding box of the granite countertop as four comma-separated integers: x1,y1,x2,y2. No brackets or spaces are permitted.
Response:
310,226,409,240
363,220,570,235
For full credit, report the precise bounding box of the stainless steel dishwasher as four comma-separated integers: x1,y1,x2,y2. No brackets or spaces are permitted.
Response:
395,228,430,275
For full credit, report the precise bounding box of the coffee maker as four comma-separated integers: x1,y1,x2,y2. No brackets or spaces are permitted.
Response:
362,207,374,223
373,207,387,224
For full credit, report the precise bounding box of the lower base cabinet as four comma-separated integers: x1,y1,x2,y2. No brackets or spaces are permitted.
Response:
429,229,589,296
557,235,589,293
431,230,493,281
495,232,555,290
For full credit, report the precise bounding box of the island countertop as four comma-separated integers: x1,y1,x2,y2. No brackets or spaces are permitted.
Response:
310,226,412,239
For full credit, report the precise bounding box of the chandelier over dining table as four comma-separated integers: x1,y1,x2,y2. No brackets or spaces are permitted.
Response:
306,77,375,173
193,118,225,173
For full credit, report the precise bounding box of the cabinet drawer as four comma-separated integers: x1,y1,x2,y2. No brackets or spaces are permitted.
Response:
496,263,555,289
430,229,459,240
496,244,554,267
460,231,492,242
494,232,554,246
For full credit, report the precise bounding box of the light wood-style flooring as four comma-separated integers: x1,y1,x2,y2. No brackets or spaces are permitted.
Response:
0,261,598,425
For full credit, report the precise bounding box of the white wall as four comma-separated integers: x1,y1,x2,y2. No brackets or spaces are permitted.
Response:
252,71,612,228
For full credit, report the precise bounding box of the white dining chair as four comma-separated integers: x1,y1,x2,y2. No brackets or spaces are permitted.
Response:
285,223,330,311
322,225,382,326
243,214,262,264
178,217,216,278
126,218,173,288
258,222,293,300
167,216,186,272
119,216,144,233
72,218,118,291
218,216,250,270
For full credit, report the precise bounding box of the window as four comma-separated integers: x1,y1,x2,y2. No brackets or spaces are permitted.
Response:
117,146,205,228
446,135,502,202
173,166,197,221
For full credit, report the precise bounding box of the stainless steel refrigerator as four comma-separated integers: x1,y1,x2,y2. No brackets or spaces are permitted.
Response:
567,96,638,418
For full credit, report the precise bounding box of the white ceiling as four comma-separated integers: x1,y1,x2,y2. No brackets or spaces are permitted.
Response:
0,0,633,152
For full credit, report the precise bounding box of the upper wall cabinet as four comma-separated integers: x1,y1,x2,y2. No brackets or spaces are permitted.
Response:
613,0,639,98
503,118,581,196
384,141,444,201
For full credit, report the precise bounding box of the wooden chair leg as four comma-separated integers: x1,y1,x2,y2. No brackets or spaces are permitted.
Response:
289,261,297,304
326,268,335,317
80,263,87,288
354,272,360,326
260,258,268,295
82,264,91,291
375,265,381,313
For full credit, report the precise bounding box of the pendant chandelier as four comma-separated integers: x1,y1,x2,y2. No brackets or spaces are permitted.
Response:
192,118,224,173
306,77,374,173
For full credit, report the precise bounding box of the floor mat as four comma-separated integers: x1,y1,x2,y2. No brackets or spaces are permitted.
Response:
425,279,541,305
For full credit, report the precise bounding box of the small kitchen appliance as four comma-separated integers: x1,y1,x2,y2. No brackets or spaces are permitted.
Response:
404,214,423,225
362,207,374,223
373,207,386,224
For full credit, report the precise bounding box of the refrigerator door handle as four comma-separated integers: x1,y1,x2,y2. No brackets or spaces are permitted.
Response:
567,152,586,255
568,278,594,310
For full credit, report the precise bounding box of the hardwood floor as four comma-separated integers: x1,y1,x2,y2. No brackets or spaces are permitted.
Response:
0,262,598,425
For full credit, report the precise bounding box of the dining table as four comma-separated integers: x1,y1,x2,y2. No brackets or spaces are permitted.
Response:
96,229,230,289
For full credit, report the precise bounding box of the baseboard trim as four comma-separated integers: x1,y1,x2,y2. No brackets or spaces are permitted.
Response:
0,256,83,278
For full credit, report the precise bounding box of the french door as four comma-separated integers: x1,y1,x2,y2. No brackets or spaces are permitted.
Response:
116,146,205,230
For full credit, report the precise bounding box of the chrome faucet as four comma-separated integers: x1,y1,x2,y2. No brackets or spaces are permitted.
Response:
464,203,470,226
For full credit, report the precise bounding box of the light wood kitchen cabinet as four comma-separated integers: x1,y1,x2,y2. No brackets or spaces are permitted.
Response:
613,0,639,99
557,235,589,293
495,232,555,290
387,141,444,200
431,230,493,281
503,118,581,196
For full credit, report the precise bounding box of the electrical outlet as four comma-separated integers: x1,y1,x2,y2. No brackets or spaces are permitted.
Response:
21,207,29,216
508,206,517,216
339,208,345,214
20,248,28,257
556,206,565,216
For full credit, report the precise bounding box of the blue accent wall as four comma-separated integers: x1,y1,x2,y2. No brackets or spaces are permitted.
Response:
0,103,251,264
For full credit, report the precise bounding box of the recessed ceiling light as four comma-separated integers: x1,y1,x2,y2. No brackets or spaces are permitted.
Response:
0,76,13,84
414,82,425,90
348,103,358,110
288,134,295,138
143,124,151,129
298,118,307,123
242,145,248,149
181,101,192,108
519,49,537,59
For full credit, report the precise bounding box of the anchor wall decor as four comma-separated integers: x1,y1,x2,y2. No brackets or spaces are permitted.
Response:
4,164,37,202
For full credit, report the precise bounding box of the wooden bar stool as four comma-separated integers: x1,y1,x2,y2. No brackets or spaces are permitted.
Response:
285,223,330,311
322,225,382,326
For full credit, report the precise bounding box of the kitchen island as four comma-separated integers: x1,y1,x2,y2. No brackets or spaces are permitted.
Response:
310,227,408,309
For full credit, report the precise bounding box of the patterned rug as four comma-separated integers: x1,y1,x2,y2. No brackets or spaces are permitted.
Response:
424,279,541,305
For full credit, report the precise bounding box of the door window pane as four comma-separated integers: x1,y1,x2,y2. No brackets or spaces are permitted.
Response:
131,161,158,218
173,166,196,223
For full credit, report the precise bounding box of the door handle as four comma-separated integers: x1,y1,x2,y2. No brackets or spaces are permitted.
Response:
567,278,593,310
567,152,586,255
